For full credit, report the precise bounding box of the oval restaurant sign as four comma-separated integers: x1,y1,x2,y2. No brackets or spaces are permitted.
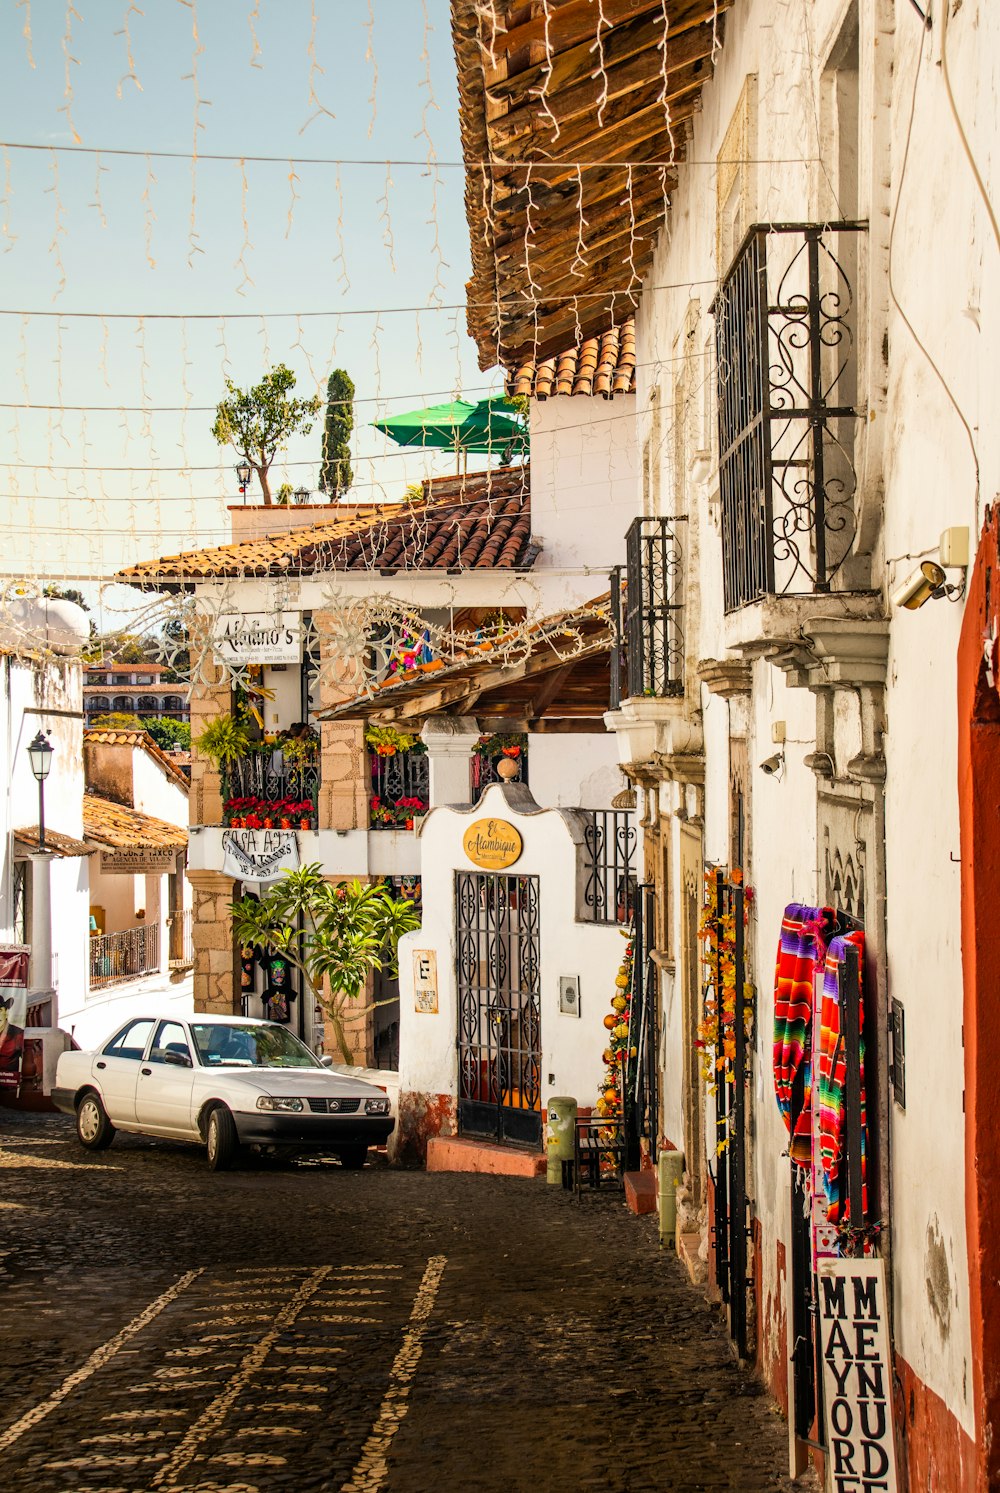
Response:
462,817,522,871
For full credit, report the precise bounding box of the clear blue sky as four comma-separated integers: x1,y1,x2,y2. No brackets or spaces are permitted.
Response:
0,0,500,583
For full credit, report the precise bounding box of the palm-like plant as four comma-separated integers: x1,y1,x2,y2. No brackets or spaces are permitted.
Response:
231,865,419,1063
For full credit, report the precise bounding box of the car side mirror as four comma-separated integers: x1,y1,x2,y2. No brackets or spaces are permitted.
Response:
164,1050,192,1068
320,1055,334,1068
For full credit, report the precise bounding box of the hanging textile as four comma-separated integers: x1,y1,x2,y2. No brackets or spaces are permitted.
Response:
772,904,837,1166
263,953,296,1024
239,944,259,994
817,930,867,1224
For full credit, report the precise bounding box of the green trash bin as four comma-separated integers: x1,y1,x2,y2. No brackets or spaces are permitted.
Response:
546,1096,578,1185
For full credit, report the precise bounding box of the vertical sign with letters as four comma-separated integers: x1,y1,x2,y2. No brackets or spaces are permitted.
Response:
818,1258,898,1492
412,949,438,1014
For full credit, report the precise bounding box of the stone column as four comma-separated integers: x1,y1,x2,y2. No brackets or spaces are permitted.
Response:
188,655,231,827
420,717,481,808
187,868,237,1014
314,609,369,831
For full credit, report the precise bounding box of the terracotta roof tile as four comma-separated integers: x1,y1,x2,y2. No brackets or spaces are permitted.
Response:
83,793,187,851
13,827,93,858
507,318,636,401
84,729,190,791
117,465,537,588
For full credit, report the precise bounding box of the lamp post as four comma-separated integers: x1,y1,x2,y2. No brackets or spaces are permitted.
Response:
293,486,310,506
235,461,252,504
27,730,53,850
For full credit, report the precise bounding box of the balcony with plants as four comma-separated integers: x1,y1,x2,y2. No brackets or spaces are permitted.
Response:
366,725,429,831
195,714,320,830
471,732,528,799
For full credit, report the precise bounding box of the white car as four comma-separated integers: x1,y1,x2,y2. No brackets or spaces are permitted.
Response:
53,1014,394,1172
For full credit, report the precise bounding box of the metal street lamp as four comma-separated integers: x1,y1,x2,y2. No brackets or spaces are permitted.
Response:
235,461,252,503
293,486,310,506
27,731,53,850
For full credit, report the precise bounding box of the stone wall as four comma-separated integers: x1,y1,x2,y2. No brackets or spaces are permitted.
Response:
315,608,368,831
187,869,236,1014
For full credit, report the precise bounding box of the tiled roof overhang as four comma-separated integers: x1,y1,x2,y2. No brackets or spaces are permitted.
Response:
507,317,636,399
83,793,188,852
116,466,536,590
13,828,93,857
84,728,191,791
453,0,729,370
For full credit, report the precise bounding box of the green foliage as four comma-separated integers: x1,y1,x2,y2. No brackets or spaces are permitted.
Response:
275,482,294,505
232,867,420,1063
364,723,420,756
43,585,89,611
145,717,192,751
211,364,321,505
194,715,251,769
90,713,143,730
319,368,354,499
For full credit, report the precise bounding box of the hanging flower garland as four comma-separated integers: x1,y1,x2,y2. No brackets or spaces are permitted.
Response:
696,869,754,1094
595,932,636,1123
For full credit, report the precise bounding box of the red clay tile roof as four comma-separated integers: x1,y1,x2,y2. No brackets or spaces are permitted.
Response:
83,793,187,851
13,827,93,858
506,319,637,401
84,729,190,791
117,466,537,589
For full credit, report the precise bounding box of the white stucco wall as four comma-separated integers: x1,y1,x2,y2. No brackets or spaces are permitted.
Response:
621,0,996,1440
529,396,639,576
526,732,623,810
397,783,627,1119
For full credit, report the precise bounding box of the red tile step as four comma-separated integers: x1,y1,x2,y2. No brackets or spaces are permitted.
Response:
624,1170,657,1216
426,1134,546,1178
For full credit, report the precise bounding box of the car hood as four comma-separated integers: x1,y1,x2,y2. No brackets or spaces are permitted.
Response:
198,1067,388,1101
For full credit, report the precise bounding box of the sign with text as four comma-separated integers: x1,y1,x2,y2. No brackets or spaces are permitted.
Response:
100,847,179,875
212,612,302,666
222,828,300,884
412,949,438,1014
0,946,30,1093
818,1258,898,1493
462,817,522,871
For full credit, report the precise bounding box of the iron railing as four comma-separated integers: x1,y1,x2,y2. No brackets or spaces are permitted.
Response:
89,924,160,989
471,745,528,798
625,883,659,1171
168,908,193,968
610,517,685,705
582,811,637,924
714,221,867,612
221,752,320,822
369,747,429,829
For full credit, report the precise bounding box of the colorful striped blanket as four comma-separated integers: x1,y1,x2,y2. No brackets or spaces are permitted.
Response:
817,930,867,1224
772,904,837,1167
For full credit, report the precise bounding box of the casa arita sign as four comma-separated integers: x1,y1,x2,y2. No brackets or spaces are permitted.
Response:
212,612,302,666
462,817,522,871
222,828,300,884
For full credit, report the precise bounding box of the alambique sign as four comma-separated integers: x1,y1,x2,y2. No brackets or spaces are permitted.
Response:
462,817,522,871
212,612,302,666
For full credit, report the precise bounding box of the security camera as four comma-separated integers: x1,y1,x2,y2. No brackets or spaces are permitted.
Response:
759,753,784,776
892,561,947,611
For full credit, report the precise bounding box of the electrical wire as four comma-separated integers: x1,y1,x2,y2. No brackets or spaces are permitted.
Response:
940,0,1000,256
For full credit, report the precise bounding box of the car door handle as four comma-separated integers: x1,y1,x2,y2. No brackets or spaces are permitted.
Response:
141,1067,152,1075
96,1061,106,1070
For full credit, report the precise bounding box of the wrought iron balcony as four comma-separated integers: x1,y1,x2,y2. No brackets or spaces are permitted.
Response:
370,746,429,830
221,751,320,827
90,924,160,988
581,811,637,925
714,221,867,613
610,517,685,707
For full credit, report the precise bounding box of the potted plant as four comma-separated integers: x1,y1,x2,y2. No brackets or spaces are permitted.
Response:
365,723,418,758
195,715,251,772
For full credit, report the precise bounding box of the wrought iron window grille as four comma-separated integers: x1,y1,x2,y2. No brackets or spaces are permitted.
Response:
713,221,868,613
582,811,637,925
610,517,686,706
369,747,429,829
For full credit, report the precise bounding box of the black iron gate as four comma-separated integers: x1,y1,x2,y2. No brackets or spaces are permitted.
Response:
456,871,542,1146
625,883,659,1170
706,867,751,1359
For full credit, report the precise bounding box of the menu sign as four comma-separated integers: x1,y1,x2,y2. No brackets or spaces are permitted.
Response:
818,1258,898,1492
0,947,30,1093
212,612,302,666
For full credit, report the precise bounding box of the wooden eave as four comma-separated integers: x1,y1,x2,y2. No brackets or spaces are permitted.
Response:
453,0,730,369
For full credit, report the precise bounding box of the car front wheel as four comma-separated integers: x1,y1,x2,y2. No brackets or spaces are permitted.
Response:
206,1106,238,1171
337,1143,368,1170
77,1091,115,1150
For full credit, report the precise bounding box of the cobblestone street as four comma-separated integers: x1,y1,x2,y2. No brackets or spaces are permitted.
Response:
0,1112,808,1493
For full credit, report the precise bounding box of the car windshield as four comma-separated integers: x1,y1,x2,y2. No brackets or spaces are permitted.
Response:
189,1022,321,1070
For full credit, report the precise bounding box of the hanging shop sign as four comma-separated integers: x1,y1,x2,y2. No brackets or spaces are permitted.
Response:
100,847,179,875
818,1258,898,1493
412,949,438,1014
222,828,300,884
212,612,302,666
462,817,522,871
0,946,30,1094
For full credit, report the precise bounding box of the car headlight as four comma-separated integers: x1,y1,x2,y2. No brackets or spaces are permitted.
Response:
365,1097,391,1115
256,1095,304,1113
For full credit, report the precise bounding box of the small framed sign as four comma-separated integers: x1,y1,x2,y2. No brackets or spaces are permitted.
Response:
558,975,581,1017
413,949,438,1015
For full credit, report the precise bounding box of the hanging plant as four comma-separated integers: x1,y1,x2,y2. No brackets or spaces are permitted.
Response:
593,931,636,1174
365,723,421,757
696,870,755,1144
194,715,251,770
473,731,527,758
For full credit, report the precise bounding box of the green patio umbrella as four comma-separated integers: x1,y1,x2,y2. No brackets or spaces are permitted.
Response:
372,397,526,468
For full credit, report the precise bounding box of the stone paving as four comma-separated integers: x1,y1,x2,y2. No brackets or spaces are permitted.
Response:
0,1110,814,1492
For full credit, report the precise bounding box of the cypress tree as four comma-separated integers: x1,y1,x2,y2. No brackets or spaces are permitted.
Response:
319,368,355,499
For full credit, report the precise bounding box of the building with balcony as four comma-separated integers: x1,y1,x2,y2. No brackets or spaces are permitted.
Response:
84,662,189,725
452,0,998,1486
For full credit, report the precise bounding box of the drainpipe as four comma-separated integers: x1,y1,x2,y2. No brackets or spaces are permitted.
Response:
420,717,482,808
